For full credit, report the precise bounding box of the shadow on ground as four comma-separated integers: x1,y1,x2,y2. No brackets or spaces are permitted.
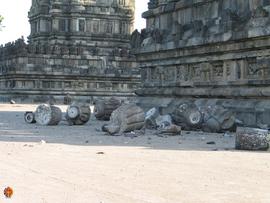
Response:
0,109,265,153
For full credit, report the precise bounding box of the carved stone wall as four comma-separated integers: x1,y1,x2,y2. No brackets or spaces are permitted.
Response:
134,0,270,127
135,0,270,98
28,0,135,45
0,0,139,102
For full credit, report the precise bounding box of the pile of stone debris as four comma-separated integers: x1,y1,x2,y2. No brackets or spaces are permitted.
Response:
24,97,269,151
25,103,91,126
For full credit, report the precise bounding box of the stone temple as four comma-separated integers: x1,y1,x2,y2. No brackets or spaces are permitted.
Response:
134,0,270,127
2,0,270,127
0,0,139,103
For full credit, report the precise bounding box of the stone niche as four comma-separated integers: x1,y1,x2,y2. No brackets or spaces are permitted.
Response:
133,0,270,127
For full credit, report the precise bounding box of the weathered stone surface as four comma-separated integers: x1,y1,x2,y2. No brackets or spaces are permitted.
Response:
35,104,62,126
66,103,91,125
156,115,172,128
64,94,72,105
236,127,270,151
136,0,270,89
102,103,145,135
157,124,181,136
24,111,36,124
145,107,160,129
94,97,122,121
171,102,203,130
0,0,139,102
202,106,235,133
135,0,270,127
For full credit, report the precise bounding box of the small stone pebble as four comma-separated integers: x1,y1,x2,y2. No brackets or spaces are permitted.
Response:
96,152,105,155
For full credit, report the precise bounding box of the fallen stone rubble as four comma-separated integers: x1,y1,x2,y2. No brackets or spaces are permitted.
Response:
236,127,270,151
157,124,182,136
35,104,62,126
171,102,203,130
66,103,91,125
24,111,36,124
23,98,270,151
171,102,236,133
102,103,145,135
94,97,121,121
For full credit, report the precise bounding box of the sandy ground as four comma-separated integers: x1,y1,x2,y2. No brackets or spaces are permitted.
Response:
0,104,269,203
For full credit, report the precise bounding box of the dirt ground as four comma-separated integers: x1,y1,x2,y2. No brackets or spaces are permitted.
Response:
0,104,269,203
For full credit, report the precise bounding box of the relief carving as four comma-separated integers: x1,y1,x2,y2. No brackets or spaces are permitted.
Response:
163,66,176,83
176,65,189,82
247,58,261,79
200,63,211,82
190,65,202,81
150,67,161,82
61,46,70,55
211,61,224,79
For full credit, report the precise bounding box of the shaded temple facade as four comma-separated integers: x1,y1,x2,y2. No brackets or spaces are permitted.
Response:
0,0,139,102
134,0,270,127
